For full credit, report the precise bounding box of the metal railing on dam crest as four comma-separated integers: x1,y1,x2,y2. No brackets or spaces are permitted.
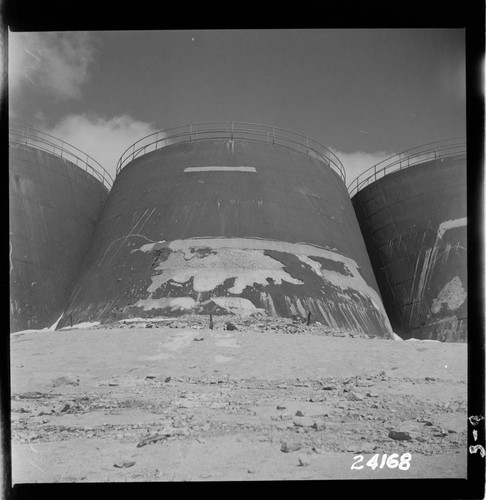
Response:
116,121,346,182
9,123,114,189
347,136,466,197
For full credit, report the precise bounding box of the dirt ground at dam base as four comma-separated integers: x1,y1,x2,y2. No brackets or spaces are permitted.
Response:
10,314,467,483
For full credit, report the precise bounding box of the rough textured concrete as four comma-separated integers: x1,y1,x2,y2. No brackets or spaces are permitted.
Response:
58,139,391,336
352,155,467,341
9,144,109,332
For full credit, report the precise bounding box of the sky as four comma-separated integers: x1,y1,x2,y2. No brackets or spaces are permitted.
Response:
8,29,466,184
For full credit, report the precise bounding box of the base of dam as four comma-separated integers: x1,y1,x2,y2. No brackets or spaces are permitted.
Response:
10,318,466,483
58,237,393,338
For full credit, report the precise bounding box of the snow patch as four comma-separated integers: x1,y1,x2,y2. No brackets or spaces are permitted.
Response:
162,330,198,351
146,247,304,294
138,240,166,253
49,314,63,330
214,355,233,363
406,338,442,343
133,297,196,311
437,217,467,239
211,297,266,316
431,276,467,314
117,317,173,323
211,331,240,348
11,328,49,335
133,237,393,334
297,255,323,276
295,254,391,329
142,330,199,360
59,321,100,330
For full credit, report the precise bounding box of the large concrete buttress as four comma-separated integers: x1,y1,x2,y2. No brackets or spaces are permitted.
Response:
9,125,112,332
59,123,392,337
350,138,467,342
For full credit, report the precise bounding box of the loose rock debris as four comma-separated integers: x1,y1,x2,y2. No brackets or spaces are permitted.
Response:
347,391,366,401
114,460,136,468
10,315,467,481
281,441,303,453
11,372,465,458
388,430,413,441
93,313,372,339
137,434,170,448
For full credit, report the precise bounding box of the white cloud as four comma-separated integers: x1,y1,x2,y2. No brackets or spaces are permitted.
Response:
330,149,395,188
9,31,97,100
45,114,159,181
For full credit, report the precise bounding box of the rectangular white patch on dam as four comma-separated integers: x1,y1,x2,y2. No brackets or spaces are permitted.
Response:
184,166,257,173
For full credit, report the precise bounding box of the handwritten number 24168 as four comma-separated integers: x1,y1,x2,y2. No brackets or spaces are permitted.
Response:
351,453,411,471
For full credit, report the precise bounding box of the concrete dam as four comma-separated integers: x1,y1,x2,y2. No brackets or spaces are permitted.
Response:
9,124,113,332
350,138,467,342
9,123,467,341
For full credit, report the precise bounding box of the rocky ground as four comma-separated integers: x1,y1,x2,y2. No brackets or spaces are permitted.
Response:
10,314,467,482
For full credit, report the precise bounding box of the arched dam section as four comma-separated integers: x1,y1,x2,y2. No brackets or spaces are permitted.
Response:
350,138,467,342
9,124,112,332
58,123,392,337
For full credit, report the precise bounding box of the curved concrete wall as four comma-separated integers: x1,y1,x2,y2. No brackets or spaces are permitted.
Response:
59,138,392,337
352,155,467,342
9,144,109,332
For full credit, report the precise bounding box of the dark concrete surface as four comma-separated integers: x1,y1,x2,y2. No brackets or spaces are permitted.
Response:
9,144,108,332
58,139,391,336
352,155,467,341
